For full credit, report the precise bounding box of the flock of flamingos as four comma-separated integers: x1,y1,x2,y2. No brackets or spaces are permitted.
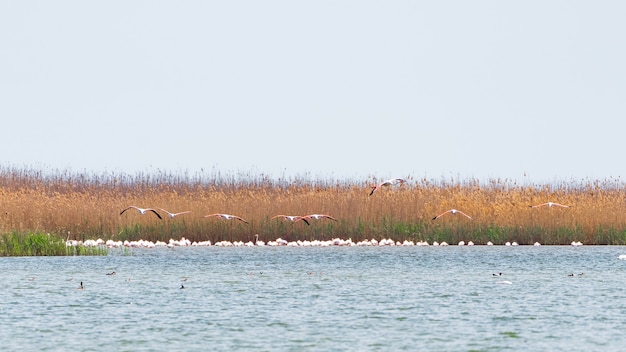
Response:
68,178,578,249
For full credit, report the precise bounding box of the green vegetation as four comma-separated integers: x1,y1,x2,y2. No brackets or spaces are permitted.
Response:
0,231,106,256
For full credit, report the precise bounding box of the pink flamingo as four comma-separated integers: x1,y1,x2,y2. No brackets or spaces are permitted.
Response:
157,208,192,218
432,209,473,220
369,178,405,196
296,214,338,223
120,206,162,219
203,213,249,224
529,202,571,209
271,215,310,225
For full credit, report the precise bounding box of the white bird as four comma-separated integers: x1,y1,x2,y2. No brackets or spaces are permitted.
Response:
203,213,249,224
369,178,406,196
296,214,338,223
432,209,472,220
120,206,162,219
271,215,310,225
157,208,191,218
529,202,571,209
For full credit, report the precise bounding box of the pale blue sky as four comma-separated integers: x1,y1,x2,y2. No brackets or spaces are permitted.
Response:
1,1,625,183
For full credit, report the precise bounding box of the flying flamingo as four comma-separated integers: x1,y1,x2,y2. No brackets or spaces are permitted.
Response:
432,209,473,220
529,202,571,208
296,214,338,223
120,206,162,219
369,178,405,196
157,208,192,218
271,215,310,225
203,213,249,224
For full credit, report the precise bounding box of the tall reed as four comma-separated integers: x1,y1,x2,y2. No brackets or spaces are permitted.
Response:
1,166,625,244
0,231,106,256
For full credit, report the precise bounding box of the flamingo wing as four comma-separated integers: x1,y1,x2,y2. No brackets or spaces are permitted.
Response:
147,209,162,219
432,210,450,220
233,216,249,224
456,210,473,220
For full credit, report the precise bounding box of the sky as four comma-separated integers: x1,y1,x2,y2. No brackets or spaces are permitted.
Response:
1,1,625,183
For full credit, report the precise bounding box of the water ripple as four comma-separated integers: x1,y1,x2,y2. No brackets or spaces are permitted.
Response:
1,246,625,351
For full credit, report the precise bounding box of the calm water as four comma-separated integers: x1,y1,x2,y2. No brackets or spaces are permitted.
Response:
2,246,626,351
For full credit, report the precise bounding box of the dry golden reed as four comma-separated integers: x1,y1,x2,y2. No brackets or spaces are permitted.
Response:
1,167,626,245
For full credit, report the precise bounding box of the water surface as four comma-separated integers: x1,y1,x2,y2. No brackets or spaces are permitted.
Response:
2,246,626,351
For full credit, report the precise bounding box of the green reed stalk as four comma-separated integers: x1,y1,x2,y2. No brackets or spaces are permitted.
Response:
0,231,107,256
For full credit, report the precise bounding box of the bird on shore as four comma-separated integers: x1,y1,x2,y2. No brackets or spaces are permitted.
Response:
271,215,310,225
432,209,473,220
296,214,338,223
203,213,249,224
120,206,162,219
369,178,406,196
529,202,571,209
157,208,192,218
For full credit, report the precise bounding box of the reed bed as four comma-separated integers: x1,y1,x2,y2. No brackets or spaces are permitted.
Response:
1,166,626,245
0,231,107,256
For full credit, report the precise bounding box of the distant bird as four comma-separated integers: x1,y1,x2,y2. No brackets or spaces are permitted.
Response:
492,272,502,277
296,214,338,223
158,208,192,218
203,213,249,224
78,281,84,290
120,206,162,219
529,202,571,208
432,209,473,220
106,271,116,276
369,178,406,196
271,215,310,225
180,284,185,289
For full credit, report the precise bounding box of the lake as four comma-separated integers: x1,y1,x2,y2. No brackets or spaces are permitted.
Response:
2,245,626,351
